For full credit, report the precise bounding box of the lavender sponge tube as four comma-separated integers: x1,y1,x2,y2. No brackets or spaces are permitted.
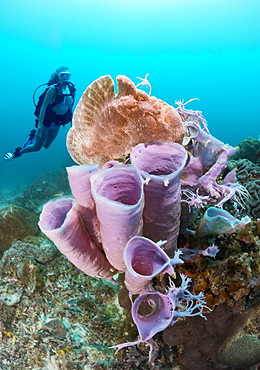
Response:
112,291,175,360
66,164,101,246
123,236,176,294
131,142,187,256
90,165,144,271
38,197,116,279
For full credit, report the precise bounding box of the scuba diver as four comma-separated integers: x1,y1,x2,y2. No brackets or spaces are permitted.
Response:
4,66,76,160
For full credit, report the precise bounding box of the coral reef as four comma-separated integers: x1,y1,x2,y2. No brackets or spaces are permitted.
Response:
40,76,259,364
231,136,260,164
0,205,38,254
1,229,258,369
227,159,260,219
12,167,72,214
66,75,185,166
171,219,260,368
178,220,260,309
1,75,260,369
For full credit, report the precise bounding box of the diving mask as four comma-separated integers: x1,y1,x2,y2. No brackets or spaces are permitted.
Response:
58,71,71,81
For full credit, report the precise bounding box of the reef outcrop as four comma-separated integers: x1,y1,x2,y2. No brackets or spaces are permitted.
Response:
231,136,260,164
0,205,38,254
38,75,259,365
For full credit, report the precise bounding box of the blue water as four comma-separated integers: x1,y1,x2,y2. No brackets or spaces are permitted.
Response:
1,0,260,192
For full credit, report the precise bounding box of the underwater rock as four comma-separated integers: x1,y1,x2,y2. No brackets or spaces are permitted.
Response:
0,238,57,275
0,238,57,293
219,334,260,368
42,319,67,340
17,258,45,294
236,222,258,245
0,286,23,306
0,205,39,253
66,75,185,166
162,302,254,369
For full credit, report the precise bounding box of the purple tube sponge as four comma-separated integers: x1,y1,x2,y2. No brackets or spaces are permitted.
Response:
90,164,144,271
112,274,209,361
131,142,188,256
185,121,225,167
196,206,251,237
38,197,116,279
123,236,183,294
66,164,101,246
67,164,98,206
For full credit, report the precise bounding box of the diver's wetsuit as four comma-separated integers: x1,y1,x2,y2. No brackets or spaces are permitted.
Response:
38,108,73,128
37,81,75,128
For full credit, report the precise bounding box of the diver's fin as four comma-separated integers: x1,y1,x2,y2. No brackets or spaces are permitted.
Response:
4,147,22,161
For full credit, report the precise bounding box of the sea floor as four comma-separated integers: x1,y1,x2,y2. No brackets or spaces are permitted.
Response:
0,187,24,210
0,238,178,370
